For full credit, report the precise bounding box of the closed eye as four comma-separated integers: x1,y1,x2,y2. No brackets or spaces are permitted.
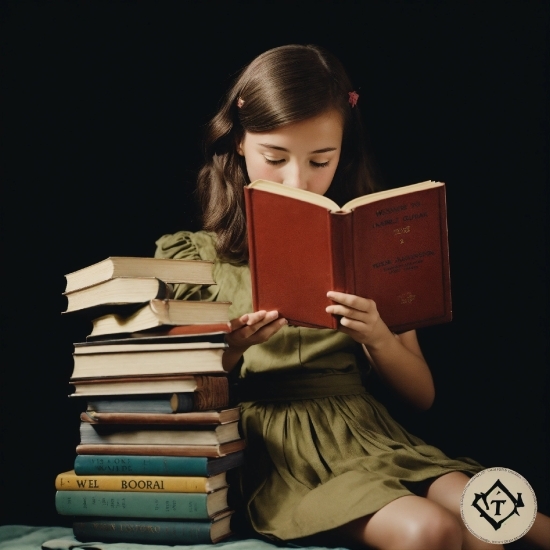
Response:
263,157,285,166
311,161,330,168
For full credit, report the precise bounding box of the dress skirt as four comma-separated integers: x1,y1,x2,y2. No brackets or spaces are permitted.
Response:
238,370,483,541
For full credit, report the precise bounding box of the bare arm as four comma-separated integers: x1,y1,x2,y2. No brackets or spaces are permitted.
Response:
326,291,434,410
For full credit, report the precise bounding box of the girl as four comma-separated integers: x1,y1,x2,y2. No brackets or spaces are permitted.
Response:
155,45,549,550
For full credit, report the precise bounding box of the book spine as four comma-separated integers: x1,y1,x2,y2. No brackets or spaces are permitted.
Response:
76,441,242,457
243,187,260,312
329,212,355,294
342,212,356,294
87,395,190,414
55,472,214,493
72,519,218,545
74,455,211,476
327,212,354,329
55,490,215,519
192,376,229,411
79,408,238,425
171,393,194,412
79,422,224,446
162,323,231,336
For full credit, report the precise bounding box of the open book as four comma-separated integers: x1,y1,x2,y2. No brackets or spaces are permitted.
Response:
244,179,452,332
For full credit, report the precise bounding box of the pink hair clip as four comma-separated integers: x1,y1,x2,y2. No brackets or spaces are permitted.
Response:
237,97,245,108
348,91,359,108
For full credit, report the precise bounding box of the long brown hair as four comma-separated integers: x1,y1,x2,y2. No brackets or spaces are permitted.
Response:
197,44,379,263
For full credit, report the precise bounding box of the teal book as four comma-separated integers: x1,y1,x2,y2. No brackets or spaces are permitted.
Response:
74,451,244,476
72,513,233,544
56,487,229,519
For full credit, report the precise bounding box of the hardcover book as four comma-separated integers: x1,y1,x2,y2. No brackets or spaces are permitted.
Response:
73,451,245,476
83,388,231,413
81,406,240,425
86,322,231,342
55,469,227,493
84,394,195,414
69,373,228,398
76,439,246,457
70,341,228,378
244,179,452,332
64,256,215,293
72,512,233,544
62,277,174,314
79,419,241,446
55,487,230,519
88,299,231,337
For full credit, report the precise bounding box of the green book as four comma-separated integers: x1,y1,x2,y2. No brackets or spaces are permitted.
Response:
74,451,244,476
72,513,233,544
55,488,229,519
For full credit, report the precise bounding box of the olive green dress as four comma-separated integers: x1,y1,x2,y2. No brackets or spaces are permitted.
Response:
155,231,483,542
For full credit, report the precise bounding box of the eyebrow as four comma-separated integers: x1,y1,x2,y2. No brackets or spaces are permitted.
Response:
258,143,338,154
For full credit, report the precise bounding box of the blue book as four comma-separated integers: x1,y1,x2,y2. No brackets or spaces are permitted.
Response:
86,393,193,413
73,513,233,544
56,488,229,519
74,451,244,477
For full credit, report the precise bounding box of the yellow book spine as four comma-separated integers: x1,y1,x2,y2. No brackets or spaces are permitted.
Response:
55,470,214,493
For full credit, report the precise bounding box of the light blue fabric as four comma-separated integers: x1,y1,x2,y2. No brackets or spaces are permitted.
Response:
0,526,350,550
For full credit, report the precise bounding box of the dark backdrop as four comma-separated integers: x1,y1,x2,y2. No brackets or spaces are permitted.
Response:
2,1,548,527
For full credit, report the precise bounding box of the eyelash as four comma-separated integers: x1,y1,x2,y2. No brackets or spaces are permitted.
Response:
263,158,330,168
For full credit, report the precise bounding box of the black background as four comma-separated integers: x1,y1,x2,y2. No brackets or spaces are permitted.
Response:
1,1,548,528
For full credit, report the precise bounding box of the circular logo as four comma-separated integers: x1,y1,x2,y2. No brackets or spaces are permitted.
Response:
460,467,537,545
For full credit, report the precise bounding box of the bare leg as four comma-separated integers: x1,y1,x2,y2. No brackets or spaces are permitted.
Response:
425,472,504,550
523,513,550,550
333,495,463,550
426,472,550,550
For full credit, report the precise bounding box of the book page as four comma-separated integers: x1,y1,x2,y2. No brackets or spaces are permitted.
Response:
247,179,443,213
342,180,443,211
246,180,340,210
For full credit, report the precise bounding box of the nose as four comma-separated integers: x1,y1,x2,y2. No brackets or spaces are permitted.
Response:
282,163,307,190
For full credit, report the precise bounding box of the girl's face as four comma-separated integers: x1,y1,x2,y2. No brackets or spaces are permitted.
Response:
237,109,343,196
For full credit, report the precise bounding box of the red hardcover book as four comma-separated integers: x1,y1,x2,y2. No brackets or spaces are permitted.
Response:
244,179,452,332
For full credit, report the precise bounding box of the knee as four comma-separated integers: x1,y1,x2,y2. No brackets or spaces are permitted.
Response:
403,509,463,550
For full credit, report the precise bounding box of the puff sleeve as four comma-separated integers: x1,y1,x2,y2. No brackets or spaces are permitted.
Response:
155,230,253,318
154,231,220,302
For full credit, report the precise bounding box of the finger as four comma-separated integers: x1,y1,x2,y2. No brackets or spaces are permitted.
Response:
248,316,288,343
231,311,280,343
327,291,374,310
246,309,279,327
339,316,370,333
229,310,268,335
226,314,286,349
229,313,250,332
326,303,369,321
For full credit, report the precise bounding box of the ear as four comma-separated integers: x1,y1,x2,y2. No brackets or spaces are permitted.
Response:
235,134,245,156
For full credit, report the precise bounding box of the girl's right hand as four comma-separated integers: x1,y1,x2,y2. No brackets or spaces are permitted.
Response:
222,310,287,372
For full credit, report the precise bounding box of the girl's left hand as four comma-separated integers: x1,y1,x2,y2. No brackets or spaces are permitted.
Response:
326,290,393,347
327,290,435,409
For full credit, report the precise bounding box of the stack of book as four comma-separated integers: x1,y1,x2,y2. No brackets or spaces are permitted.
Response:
55,256,244,544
